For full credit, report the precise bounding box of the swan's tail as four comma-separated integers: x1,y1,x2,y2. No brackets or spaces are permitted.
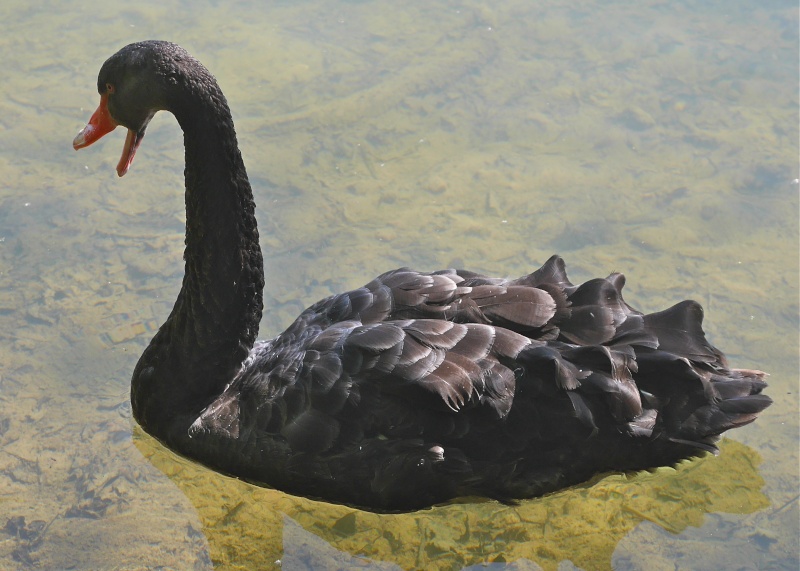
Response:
640,359,771,454
631,301,771,454
508,257,772,458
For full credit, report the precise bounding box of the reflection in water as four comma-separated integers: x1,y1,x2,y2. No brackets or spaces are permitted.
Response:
135,428,768,571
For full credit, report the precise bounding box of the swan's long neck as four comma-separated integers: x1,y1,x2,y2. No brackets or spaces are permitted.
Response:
131,73,264,434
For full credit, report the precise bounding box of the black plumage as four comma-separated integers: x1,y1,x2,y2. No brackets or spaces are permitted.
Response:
73,41,771,512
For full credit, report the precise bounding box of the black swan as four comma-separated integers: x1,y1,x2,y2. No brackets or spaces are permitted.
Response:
73,41,771,512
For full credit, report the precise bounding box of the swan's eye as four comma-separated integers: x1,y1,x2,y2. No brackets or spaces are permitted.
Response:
106,83,115,94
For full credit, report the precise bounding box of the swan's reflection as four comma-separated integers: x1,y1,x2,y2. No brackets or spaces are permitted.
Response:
134,428,768,571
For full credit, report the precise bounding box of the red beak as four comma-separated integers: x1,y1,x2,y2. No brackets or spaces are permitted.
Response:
73,94,143,177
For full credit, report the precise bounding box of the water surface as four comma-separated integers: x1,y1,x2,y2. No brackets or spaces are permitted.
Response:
0,0,797,569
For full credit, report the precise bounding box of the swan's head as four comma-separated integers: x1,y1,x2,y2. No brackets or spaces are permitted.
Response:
73,41,192,177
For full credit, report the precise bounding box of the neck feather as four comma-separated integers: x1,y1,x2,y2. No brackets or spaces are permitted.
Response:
131,78,264,433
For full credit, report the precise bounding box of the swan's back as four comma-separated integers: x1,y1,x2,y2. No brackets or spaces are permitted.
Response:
186,255,770,510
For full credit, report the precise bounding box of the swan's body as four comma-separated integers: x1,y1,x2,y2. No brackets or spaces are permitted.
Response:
74,41,771,511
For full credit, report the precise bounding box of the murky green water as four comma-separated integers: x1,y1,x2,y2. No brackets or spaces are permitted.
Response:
0,0,797,569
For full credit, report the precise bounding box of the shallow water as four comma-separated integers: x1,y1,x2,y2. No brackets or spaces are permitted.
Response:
0,0,797,569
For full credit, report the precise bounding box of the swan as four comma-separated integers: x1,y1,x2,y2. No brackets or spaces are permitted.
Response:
73,41,771,511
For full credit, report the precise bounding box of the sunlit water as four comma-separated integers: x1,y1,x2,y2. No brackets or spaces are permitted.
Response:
0,0,797,569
